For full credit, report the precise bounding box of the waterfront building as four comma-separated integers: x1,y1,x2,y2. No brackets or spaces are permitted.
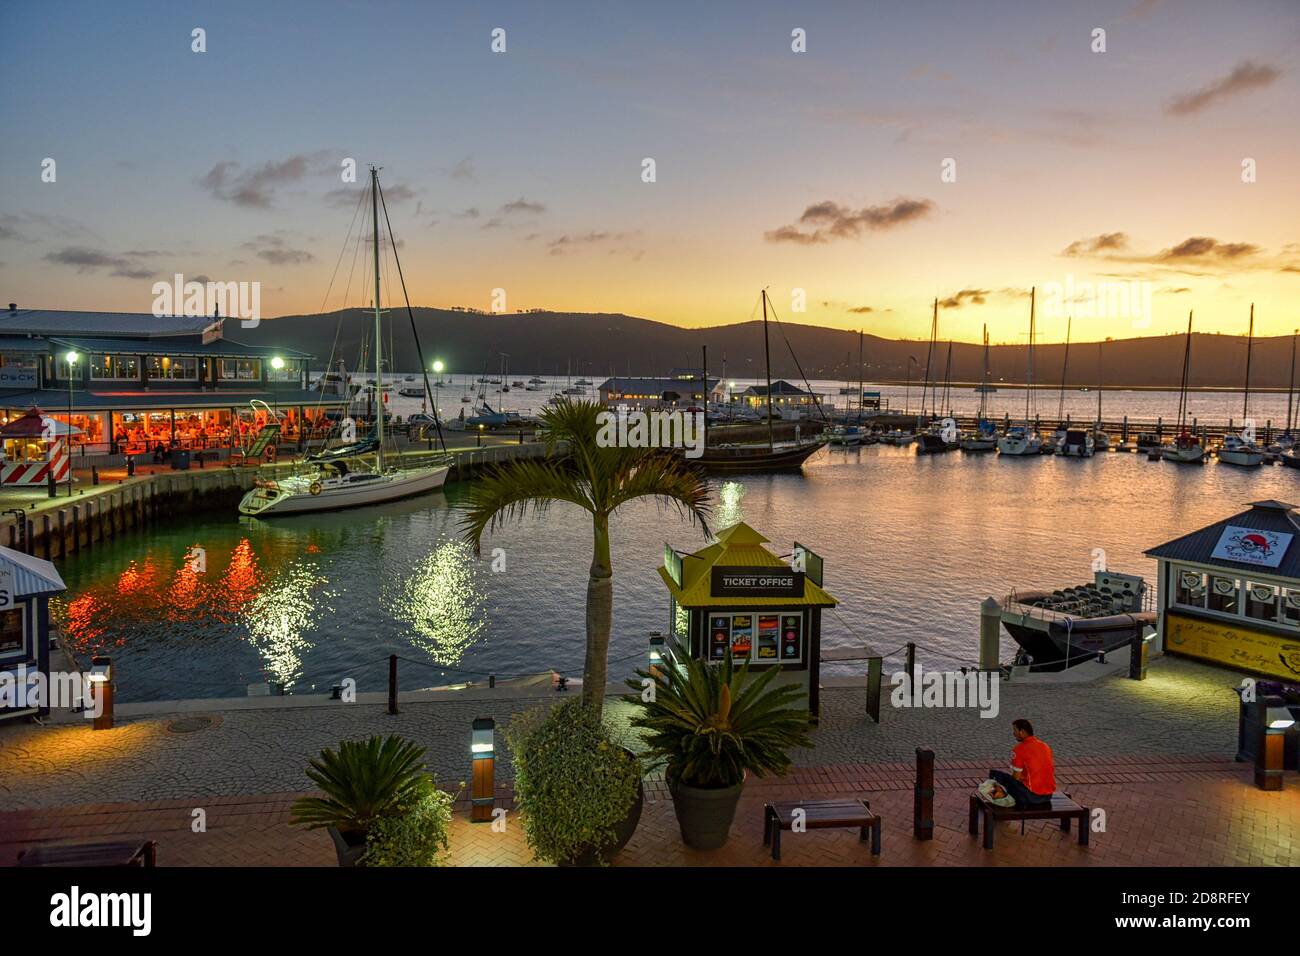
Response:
598,372,718,410
0,546,66,722
660,521,837,716
737,380,826,419
0,306,347,454
1145,499,1300,682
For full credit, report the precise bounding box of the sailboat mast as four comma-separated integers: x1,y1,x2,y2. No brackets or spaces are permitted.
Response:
857,329,864,424
1026,287,1035,422
1096,341,1103,423
1178,311,1193,430
1243,303,1254,422
922,298,937,418
1288,330,1298,435
980,324,989,419
1057,316,1071,422
762,290,774,451
371,166,385,471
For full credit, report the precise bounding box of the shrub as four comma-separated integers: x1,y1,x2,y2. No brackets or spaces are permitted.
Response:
363,778,457,867
290,735,429,838
504,699,641,865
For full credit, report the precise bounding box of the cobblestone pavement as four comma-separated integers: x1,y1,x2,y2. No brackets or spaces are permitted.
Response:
2,756,1293,867
0,656,1240,810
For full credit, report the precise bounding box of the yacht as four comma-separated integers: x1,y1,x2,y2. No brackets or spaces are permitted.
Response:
960,420,998,452
1056,427,1095,458
1163,312,1204,465
997,424,1043,456
1218,433,1264,467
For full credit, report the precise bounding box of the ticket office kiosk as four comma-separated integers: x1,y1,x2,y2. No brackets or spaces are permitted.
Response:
0,547,67,722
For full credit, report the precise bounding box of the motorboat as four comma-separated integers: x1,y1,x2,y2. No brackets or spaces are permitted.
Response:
1135,432,1161,455
1000,571,1157,672
880,428,914,445
960,419,998,452
398,385,426,398
446,401,521,430
1091,426,1111,452
1056,427,1094,458
1218,433,1264,467
997,424,1042,456
916,426,956,454
1162,430,1205,464
828,424,864,446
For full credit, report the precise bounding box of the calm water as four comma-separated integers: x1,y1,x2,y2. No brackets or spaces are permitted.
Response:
51,444,1300,702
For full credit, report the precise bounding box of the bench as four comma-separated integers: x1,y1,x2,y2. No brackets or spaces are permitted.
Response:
763,798,881,861
18,840,157,867
968,774,1089,850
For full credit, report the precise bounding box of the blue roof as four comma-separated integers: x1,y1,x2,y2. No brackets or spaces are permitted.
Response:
44,335,311,359
0,308,216,338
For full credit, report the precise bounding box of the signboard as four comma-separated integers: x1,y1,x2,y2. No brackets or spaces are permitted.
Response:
709,615,730,660
729,614,753,660
1210,525,1293,568
792,542,824,587
756,614,780,659
664,544,683,588
1166,612,1300,681
711,566,804,598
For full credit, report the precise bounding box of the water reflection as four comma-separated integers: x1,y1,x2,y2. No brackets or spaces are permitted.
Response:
715,480,746,530
242,562,327,687
387,539,487,666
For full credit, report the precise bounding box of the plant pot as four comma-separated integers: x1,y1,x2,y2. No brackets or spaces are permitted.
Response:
327,826,367,867
669,778,745,850
562,749,645,867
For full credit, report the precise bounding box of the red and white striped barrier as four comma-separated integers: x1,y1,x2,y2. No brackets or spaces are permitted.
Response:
1,440,70,486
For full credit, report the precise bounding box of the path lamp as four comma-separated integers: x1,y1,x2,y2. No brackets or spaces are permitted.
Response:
65,351,78,496
1256,696,1294,791
88,656,113,730
470,718,496,822
648,632,666,680
477,423,484,447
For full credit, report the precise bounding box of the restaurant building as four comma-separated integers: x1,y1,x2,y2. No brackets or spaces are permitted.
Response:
1145,499,1300,682
598,369,719,411
0,305,345,455
737,380,826,419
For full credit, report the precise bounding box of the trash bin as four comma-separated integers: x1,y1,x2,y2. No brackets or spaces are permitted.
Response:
172,449,191,471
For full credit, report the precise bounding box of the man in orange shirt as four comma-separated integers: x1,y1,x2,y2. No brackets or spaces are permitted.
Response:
989,718,1056,808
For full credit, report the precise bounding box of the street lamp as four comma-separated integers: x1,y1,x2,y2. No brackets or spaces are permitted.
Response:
470,717,496,822
64,351,78,496
88,656,113,730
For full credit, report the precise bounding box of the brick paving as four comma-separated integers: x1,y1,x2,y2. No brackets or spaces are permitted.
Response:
1,755,1294,867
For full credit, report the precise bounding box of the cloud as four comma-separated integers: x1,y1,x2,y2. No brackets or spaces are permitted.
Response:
0,210,99,242
501,197,547,215
1159,237,1259,260
938,288,990,309
453,207,480,219
449,158,476,181
43,246,157,279
200,154,322,208
765,198,934,244
546,231,634,256
1166,61,1281,116
241,234,315,265
1061,232,1129,256
324,182,417,209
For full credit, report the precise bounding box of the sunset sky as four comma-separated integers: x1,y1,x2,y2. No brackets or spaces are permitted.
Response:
2,0,1297,344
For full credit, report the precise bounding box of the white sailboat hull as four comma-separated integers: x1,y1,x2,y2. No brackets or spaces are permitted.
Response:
238,465,449,516
1162,444,1205,463
1218,449,1264,467
997,436,1042,456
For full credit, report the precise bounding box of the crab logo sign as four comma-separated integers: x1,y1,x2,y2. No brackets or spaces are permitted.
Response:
1210,525,1293,568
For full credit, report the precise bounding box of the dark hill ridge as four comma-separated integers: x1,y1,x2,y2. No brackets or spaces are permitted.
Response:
238,307,1298,390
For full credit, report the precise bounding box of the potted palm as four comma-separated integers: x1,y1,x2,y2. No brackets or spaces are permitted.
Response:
459,399,711,718
289,734,431,866
505,699,644,866
626,651,811,849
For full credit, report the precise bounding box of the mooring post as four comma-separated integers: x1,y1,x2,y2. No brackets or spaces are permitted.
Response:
905,641,916,688
914,747,935,840
865,656,882,723
979,597,1001,671
1128,629,1150,680
388,654,399,715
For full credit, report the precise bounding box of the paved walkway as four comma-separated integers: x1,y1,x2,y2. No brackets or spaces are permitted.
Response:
2,755,1293,867
0,657,1240,810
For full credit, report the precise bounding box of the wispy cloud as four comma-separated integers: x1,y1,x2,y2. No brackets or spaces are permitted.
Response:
241,233,315,265
200,153,330,208
501,197,547,215
765,198,934,244
1061,232,1130,256
938,288,990,309
1166,61,1281,116
43,246,156,279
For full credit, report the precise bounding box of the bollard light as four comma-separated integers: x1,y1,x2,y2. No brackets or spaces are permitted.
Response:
648,632,665,679
1255,696,1293,791
88,656,113,730
470,717,496,822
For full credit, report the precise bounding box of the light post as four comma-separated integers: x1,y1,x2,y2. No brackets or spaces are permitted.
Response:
471,718,496,822
728,380,736,420
1256,696,1295,791
270,356,284,432
88,656,113,730
64,351,78,496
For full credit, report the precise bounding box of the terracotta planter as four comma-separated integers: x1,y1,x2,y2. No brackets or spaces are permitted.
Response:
327,827,367,867
669,778,745,850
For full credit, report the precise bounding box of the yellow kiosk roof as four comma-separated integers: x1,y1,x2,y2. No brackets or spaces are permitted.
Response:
659,521,837,608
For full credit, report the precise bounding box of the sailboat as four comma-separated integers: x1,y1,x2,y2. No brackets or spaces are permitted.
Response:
1162,311,1205,464
961,325,998,451
238,167,450,516
916,301,955,454
1054,318,1094,458
1091,341,1111,451
1218,304,1264,467
696,290,827,472
998,287,1044,456
829,332,867,446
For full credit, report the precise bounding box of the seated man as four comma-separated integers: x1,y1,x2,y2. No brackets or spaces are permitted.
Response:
989,718,1055,809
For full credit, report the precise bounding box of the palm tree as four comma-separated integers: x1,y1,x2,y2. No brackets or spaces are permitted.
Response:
459,400,712,717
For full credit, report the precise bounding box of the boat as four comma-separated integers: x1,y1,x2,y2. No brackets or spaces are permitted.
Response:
446,400,521,430
961,328,998,451
512,380,524,388
916,427,955,454
574,377,593,386
1056,427,1094,458
998,287,1044,456
1000,570,1157,671
1162,312,1206,464
398,385,425,398
880,428,914,445
1092,341,1110,451
239,167,448,517
1136,432,1161,454
828,424,864,446
525,383,543,391
562,386,586,395
1282,447,1300,469
830,332,869,446
1218,304,1264,468
694,291,827,472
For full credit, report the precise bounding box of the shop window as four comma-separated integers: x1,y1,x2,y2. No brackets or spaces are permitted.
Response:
1245,582,1279,622
90,354,139,381
220,358,261,381
1175,568,1206,608
1281,590,1300,628
1207,576,1240,615
0,607,24,654
147,356,198,381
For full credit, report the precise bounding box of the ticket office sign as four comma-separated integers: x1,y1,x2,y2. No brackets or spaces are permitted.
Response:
709,611,803,664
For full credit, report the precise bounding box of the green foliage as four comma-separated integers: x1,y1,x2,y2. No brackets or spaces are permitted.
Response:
505,699,642,865
363,778,457,867
289,735,430,837
625,651,812,789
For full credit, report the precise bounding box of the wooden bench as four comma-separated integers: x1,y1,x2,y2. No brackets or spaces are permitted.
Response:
968,776,1089,850
18,840,157,867
763,798,881,861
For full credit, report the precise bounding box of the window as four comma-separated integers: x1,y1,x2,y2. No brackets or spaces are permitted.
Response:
0,607,24,655
0,353,39,388
1175,568,1206,608
266,359,300,383
89,354,139,381
220,358,261,381
1245,582,1279,622
146,356,198,381
1282,590,1300,628
1207,576,1240,615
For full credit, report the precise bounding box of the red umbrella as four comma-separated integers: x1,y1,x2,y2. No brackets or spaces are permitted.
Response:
0,406,82,438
